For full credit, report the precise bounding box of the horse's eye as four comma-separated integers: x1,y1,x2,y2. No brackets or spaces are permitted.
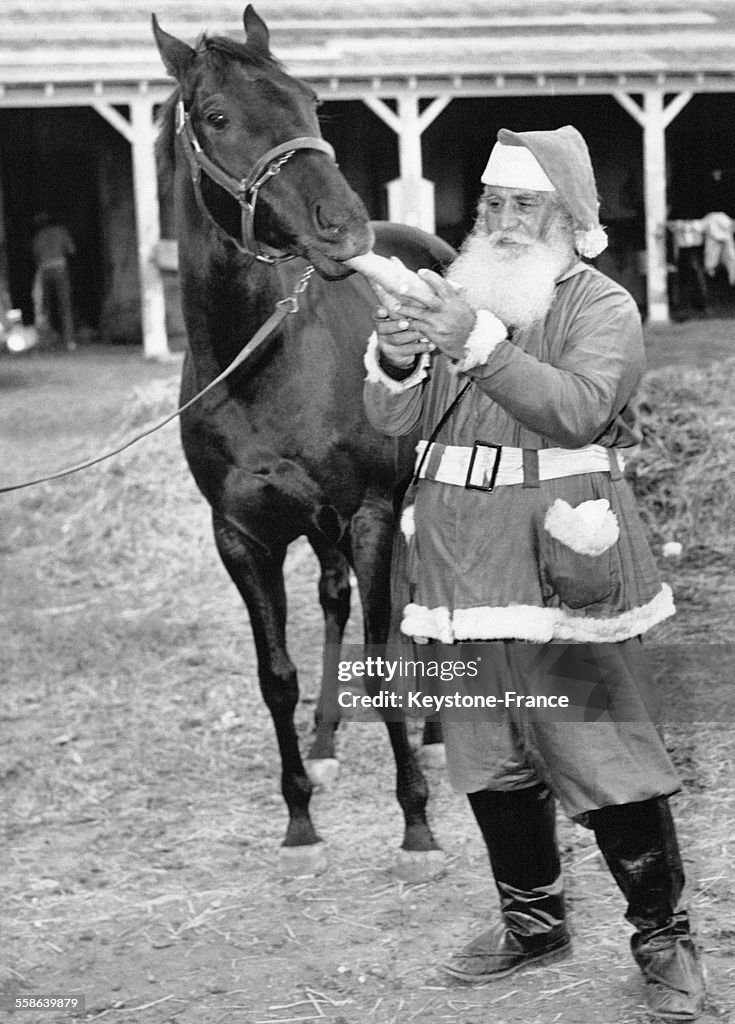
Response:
205,111,229,130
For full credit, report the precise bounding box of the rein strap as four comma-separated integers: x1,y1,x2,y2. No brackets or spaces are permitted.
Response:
0,268,315,495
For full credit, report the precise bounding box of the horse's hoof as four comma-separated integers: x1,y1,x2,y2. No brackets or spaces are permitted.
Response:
417,743,447,769
305,757,340,788
278,843,328,877
395,848,446,883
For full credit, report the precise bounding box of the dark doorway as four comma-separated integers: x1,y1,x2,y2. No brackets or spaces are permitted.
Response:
0,107,104,335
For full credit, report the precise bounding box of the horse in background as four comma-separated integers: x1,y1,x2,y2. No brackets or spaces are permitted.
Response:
153,5,452,878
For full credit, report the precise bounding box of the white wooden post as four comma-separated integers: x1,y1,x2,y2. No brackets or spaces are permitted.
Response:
93,97,170,358
390,95,433,231
130,96,169,359
363,93,450,233
614,89,692,323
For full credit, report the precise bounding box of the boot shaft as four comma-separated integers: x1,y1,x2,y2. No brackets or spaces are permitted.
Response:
468,785,565,934
590,796,686,934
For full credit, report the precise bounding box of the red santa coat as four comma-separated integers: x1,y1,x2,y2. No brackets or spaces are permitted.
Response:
363,263,674,645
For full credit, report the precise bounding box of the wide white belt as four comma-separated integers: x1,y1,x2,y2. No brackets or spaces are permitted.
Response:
415,440,622,490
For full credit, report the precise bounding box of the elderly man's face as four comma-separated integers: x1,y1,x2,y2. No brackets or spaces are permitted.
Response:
481,186,563,248
447,183,576,329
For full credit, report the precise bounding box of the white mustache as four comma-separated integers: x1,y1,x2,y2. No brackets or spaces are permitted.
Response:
488,229,534,246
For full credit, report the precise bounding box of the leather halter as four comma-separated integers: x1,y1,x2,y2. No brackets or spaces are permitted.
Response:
175,100,336,265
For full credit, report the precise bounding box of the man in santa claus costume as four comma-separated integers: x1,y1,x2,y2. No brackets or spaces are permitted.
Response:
362,125,706,1020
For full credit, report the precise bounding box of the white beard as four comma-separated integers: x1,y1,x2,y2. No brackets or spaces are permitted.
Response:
446,228,574,330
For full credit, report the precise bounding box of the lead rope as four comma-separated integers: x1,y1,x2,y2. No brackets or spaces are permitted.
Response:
0,265,315,495
411,380,472,488
392,379,472,524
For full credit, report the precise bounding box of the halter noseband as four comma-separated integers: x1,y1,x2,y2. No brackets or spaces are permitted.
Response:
175,99,336,265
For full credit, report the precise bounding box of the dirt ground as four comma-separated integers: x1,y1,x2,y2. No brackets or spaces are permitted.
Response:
1,330,734,1024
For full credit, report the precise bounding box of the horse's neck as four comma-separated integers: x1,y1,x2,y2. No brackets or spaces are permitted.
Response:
223,257,310,328
182,236,318,384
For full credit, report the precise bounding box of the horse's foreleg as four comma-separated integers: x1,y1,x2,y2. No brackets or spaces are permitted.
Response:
419,712,447,768
350,500,445,882
212,513,326,875
305,535,351,785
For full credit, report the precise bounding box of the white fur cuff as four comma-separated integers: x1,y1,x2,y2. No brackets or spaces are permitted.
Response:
453,309,508,372
363,332,430,393
544,498,620,556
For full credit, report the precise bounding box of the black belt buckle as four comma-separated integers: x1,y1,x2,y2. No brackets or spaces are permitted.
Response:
465,441,502,492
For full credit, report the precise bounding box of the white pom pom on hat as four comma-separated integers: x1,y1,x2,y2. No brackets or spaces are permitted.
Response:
481,125,608,259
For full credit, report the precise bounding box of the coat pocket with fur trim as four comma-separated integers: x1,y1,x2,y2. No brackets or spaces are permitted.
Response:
539,498,620,609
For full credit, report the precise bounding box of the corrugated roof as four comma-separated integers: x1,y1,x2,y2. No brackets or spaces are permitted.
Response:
2,1,735,97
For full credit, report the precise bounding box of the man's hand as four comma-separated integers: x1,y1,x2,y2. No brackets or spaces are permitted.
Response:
371,277,435,369
388,269,477,362
373,306,435,369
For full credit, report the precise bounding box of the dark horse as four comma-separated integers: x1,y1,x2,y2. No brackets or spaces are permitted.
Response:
153,6,451,878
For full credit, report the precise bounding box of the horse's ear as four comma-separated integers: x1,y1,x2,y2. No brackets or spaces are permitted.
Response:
152,14,196,81
243,5,270,54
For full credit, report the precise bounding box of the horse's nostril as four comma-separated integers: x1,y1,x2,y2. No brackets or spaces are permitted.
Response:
313,203,347,236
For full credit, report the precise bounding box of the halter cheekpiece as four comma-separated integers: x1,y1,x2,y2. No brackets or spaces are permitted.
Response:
175,99,336,265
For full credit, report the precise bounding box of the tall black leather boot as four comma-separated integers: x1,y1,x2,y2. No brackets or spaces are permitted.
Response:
444,785,571,982
590,797,706,1020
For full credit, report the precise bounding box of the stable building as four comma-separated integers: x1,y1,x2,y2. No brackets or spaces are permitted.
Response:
2,1,735,356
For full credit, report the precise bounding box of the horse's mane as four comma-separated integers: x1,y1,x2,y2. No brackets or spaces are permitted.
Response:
155,33,286,190
156,90,180,191
203,33,284,72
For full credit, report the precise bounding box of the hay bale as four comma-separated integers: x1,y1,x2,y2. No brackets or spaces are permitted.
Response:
627,357,735,556
35,377,211,591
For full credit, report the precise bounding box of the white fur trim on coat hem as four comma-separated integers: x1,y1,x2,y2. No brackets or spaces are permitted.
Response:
400,503,416,539
453,309,508,372
363,332,429,392
400,584,675,644
401,604,454,644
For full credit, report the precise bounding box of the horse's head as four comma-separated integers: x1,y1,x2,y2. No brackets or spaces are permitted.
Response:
153,5,373,278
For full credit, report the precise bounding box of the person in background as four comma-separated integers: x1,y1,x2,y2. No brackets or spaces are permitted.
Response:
31,211,77,351
701,211,735,287
362,125,707,1021
666,216,709,318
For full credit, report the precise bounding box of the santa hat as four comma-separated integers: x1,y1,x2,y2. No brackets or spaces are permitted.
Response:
481,125,608,259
